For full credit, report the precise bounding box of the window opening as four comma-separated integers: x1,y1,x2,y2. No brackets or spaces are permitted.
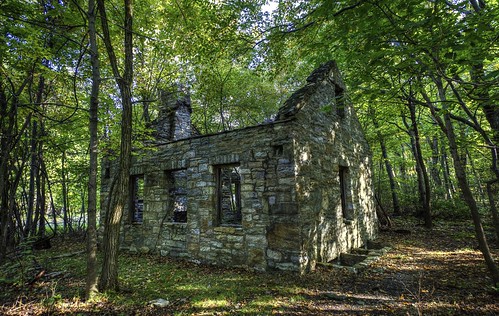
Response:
273,145,283,157
339,166,353,220
104,167,111,179
131,174,144,223
217,165,242,226
169,170,187,223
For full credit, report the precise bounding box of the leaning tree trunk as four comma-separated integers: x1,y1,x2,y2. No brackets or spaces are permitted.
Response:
97,0,134,291
442,113,499,286
424,81,499,286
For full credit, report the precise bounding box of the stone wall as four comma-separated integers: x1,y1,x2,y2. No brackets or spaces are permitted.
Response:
101,121,301,271
100,61,377,272
280,62,377,272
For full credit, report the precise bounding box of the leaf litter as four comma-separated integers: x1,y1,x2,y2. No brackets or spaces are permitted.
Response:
0,217,498,315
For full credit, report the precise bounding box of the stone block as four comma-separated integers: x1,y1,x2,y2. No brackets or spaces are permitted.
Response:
340,253,367,266
270,202,298,215
267,223,300,250
266,249,281,262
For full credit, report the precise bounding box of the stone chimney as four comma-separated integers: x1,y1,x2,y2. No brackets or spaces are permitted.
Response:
155,86,192,142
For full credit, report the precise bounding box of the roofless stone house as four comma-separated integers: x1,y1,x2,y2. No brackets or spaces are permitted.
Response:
100,61,377,273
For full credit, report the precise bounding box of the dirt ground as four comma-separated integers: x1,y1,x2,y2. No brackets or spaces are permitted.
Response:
1,218,498,315
299,220,499,315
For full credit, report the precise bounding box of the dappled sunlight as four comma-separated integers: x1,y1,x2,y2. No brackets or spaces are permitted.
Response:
2,218,497,315
192,297,230,309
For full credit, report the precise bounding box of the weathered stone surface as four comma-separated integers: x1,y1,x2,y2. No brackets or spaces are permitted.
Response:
340,253,368,266
267,223,300,250
100,61,377,272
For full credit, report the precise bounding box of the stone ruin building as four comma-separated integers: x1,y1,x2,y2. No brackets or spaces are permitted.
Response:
100,61,377,273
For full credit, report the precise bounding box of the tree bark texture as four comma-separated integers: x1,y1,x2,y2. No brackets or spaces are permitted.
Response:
85,0,100,299
443,113,499,286
407,100,432,228
424,80,499,286
372,114,401,215
97,0,134,291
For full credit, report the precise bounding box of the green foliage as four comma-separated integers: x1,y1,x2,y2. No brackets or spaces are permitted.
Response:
0,239,38,286
432,198,470,221
191,60,283,133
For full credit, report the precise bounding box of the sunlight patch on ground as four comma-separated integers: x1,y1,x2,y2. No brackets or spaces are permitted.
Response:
324,291,396,302
173,284,207,291
414,248,477,257
192,297,230,308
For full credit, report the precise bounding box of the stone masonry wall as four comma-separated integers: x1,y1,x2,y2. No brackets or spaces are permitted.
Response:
284,62,377,272
100,61,377,272
101,120,302,271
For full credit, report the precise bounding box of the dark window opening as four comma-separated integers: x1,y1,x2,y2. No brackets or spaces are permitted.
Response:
335,85,345,118
339,166,353,220
273,145,284,157
131,174,144,223
104,167,111,179
168,169,188,223
216,165,242,226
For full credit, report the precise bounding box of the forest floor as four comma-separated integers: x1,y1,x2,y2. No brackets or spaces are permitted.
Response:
1,217,498,315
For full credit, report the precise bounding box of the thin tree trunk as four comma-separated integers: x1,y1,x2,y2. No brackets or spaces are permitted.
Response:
97,0,134,291
26,117,37,238
62,150,69,233
466,149,486,205
398,144,411,199
440,145,454,200
428,136,442,186
0,83,12,262
372,114,401,215
85,0,100,299
41,159,58,234
38,167,46,237
402,114,426,217
486,180,499,243
407,98,432,228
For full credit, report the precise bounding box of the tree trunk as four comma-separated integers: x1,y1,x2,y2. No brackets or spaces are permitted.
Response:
443,113,499,286
424,81,499,286
407,99,432,228
428,136,442,187
97,0,134,291
61,150,70,233
0,83,12,263
26,118,36,237
85,0,100,300
486,180,499,243
0,78,31,262
372,114,401,215
440,144,454,200
38,166,46,237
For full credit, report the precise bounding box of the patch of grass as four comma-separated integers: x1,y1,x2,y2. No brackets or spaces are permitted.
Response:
1,218,498,315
